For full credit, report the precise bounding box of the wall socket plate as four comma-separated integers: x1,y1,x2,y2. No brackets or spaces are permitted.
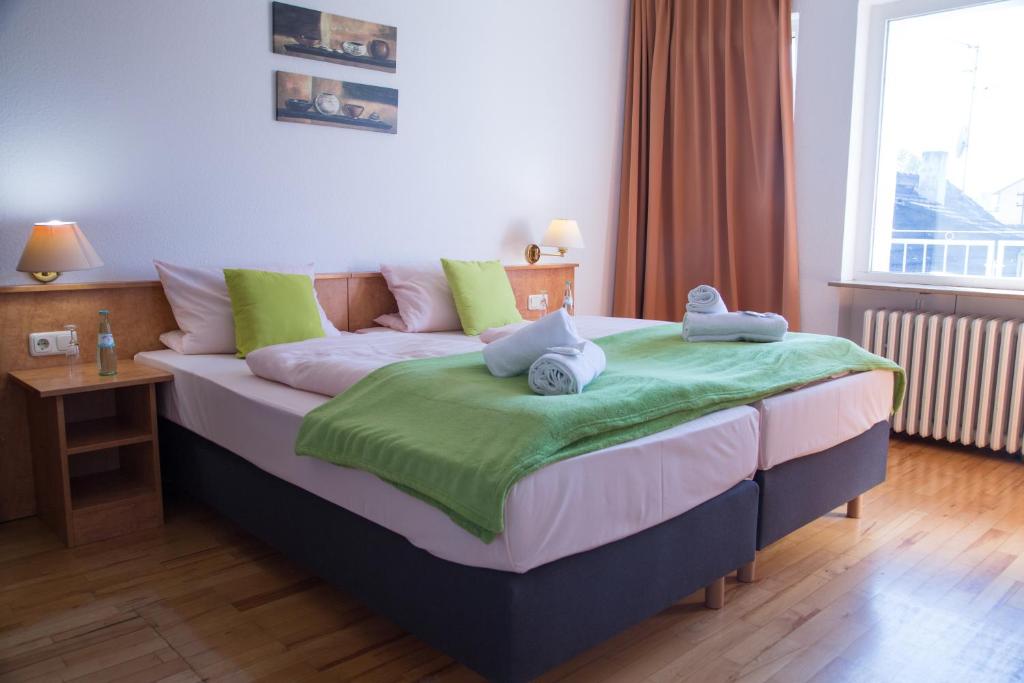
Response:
527,293,548,311
28,330,75,357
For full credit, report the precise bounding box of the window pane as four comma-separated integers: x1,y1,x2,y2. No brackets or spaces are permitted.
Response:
906,243,925,273
967,246,989,275
1003,245,1024,277
890,243,906,272
869,0,1024,281
925,244,945,272
947,244,967,274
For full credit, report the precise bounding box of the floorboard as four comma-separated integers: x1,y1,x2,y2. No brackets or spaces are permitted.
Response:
1,438,1023,682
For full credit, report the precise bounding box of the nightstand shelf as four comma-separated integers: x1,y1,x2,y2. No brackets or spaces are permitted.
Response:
10,360,172,546
66,416,153,454
71,469,153,511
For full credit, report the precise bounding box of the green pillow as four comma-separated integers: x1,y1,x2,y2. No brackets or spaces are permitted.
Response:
440,258,523,336
223,268,325,357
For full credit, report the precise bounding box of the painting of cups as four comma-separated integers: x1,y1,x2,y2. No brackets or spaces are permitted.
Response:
276,71,398,134
272,2,396,73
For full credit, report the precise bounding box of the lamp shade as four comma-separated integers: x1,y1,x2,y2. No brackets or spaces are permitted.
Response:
540,219,585,250
16,221,103,274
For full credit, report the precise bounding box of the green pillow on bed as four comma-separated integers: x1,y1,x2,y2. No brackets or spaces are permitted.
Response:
223,268,325,358
441,259,523,336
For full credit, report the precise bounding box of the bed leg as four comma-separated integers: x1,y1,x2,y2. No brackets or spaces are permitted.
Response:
737,559,756,583
847,495,863,519
704,577,725,610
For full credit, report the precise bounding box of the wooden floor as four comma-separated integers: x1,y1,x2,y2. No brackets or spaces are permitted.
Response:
2,438,1024,683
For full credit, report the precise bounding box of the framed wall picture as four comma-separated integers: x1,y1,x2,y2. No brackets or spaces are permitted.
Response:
275,71,398,134
272,2,397,73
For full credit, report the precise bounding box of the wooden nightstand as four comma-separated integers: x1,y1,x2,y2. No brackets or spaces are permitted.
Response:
10,360,173,546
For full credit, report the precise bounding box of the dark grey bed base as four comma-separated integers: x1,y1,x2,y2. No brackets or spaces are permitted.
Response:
754,420,890,549
159,419,758,683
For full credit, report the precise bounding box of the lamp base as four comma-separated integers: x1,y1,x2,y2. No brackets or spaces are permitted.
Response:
524,245,568,265
30,271,61,283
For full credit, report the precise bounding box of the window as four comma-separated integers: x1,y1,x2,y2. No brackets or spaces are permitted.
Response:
851,0,1024,288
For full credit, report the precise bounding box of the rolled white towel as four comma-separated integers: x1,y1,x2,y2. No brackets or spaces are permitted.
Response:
528,341,607,395
480,320,531,344
681,311,788,343
483,308,582,377
685,285,728,315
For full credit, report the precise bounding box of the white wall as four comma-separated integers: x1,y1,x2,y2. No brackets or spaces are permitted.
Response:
791,0,1024,337
0,0,630,315
792,0,862,334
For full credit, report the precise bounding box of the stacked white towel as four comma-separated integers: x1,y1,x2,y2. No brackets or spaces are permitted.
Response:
685,284,728,315
681,284,787,342
528,341,607,395
682,310,788,342
482,309,582,377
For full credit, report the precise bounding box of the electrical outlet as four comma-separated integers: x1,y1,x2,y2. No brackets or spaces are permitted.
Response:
28,330,74,357
527,293,548,311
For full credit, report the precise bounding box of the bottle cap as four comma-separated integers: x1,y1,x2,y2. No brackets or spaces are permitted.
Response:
99,309,109,314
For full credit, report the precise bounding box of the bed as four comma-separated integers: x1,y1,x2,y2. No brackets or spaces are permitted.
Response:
136,348,759,573
136,315,894,681
137,339,761,682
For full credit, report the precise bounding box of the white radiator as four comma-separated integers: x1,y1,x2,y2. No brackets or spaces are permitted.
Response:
862,309,1024,454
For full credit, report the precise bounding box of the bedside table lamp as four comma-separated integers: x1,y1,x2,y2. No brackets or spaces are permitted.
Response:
16,221,103,283
524,219,585,265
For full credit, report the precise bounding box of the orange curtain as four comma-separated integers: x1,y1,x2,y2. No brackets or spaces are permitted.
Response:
612,0,801,327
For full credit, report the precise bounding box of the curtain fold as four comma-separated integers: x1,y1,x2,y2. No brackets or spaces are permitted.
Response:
612,0,801,328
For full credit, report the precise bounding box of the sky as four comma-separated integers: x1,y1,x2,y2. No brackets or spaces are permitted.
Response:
879,0,1024,202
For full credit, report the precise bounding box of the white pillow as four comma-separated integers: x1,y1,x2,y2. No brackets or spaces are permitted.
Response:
372,313,409,332
375,263,461,332
159,329,187,353
154,260,340,354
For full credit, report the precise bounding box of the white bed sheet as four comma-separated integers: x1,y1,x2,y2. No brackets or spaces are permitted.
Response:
754,369,894,470
136,348,759,573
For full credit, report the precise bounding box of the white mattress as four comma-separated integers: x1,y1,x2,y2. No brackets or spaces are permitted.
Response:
136,349,759,573
754,369,894,470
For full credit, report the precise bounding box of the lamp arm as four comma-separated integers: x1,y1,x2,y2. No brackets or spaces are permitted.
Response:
524,244,569,264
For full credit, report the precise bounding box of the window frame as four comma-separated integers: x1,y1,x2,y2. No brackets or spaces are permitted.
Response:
846,0,1024,291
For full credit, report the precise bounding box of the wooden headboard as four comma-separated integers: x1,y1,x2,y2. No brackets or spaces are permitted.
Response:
0,263,576,521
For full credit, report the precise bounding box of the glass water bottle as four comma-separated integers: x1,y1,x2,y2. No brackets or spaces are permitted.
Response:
562,280,574,316
97,310,118,376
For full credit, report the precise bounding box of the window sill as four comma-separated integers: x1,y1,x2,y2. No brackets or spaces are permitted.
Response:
828,280,1024,301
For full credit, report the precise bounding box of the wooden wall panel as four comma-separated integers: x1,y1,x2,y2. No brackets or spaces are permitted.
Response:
0,263,576,521
312,275,349,332
347,274,398,331
506,264,576,320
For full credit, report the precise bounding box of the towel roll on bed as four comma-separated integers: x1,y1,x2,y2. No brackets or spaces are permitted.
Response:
528,341,607,395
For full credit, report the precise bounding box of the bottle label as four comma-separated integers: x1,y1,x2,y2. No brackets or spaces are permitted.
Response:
98,333,116,349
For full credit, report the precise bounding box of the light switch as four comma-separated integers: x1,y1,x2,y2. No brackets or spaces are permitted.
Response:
527,293,548,311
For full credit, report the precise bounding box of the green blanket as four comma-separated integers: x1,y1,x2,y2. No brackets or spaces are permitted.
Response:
295,325,905,542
